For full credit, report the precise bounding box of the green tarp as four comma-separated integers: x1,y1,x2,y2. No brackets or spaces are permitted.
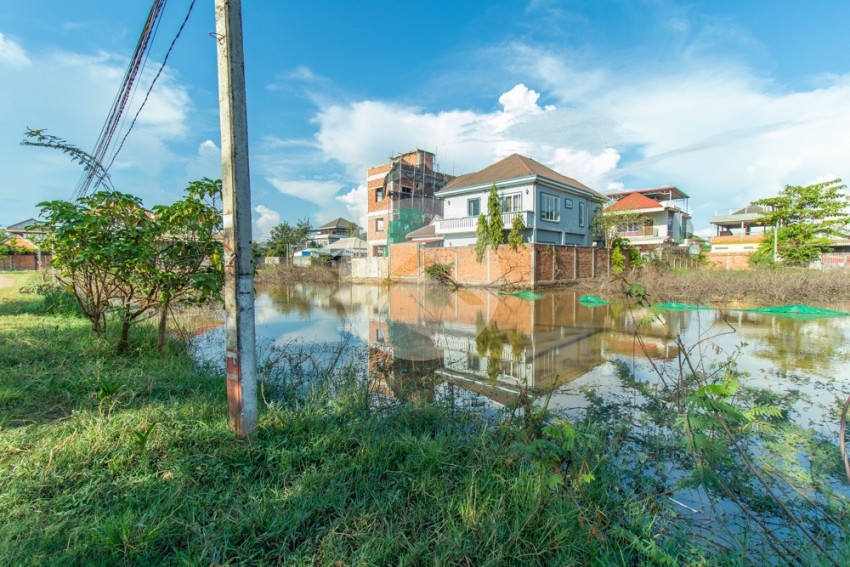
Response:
742,304,850,319
499,290,545,300
578,295,609,305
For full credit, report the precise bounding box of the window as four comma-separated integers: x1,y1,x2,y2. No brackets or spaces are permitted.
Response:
467,198,480,217
375,188,384,201
540,193,560,222
501,193,521,213
376,328,385,343
401,186,411,199
564,198,573,209
375,218,384,232
578,202,586,227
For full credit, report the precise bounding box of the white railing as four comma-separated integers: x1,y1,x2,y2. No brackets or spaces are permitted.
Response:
436,211,533,233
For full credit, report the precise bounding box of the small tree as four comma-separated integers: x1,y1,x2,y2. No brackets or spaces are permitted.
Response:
267,217,313,262
475,213,489,262
36,191,153,337
487,184,505,247
752,179,850,267
508,212,525,251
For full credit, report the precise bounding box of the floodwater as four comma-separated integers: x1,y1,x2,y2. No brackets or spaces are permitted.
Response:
197,283,850,433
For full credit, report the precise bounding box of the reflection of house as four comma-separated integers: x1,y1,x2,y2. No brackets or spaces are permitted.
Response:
366,149,455,257
365,286,680,407
311,217,355,247
433,154,605,247
606,186,692,249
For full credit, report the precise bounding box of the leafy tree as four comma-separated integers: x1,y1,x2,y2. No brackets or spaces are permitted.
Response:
752,179,850,267
475,213,489,262
148,178,223,352
475,184,506,262
36,183,223,353
487,184,505,246
267,217,313,261
36,191,153,339
592,206,647,249
508,211,526,251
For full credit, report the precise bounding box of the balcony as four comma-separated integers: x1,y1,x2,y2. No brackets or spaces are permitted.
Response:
436,211,534,235
615,226,665,243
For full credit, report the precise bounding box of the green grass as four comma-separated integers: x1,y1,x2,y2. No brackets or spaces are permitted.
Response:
1,276,659,566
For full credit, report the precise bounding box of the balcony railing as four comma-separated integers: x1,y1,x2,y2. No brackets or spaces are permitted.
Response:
617,227,659,238
436,211,533,234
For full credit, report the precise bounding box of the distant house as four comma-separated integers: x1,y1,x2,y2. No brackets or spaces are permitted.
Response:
2,218,43,251
432,154,605,247
605,186,692,249
311,217,356,248
708,204,770,255
326,236,367,258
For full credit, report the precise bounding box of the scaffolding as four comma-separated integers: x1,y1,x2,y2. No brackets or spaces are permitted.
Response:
381,149,454,254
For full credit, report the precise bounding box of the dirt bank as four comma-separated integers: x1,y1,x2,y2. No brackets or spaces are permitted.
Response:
571,268,850,306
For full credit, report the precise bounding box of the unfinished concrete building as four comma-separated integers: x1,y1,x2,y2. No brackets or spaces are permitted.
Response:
366,149,454,257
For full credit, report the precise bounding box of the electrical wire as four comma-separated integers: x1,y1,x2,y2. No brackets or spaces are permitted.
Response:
104,0,197,175
76,0,167,197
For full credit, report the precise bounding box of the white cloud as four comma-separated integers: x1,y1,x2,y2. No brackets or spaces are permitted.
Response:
186,140,221,180
0,32,29,66
253,204,281,241
336,184,368,229
313,83,619,190
0,41,195,223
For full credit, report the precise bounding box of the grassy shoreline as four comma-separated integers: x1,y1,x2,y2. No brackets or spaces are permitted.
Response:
0,272,657,565
2,271,847,565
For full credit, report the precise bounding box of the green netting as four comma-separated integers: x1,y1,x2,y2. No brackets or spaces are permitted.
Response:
578,295,609,305
386,208,426,247
742,304,850,319
499,290,545,300
656,302,714,311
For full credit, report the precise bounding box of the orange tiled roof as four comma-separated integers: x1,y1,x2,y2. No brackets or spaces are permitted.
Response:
606,192,663,212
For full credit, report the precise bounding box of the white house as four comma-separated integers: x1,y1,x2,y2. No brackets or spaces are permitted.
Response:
431,154,606,247
605,186,692,249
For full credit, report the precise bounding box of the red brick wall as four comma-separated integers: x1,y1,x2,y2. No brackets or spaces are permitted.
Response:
706,252,751,271
0,254,52,271
387,243,608,287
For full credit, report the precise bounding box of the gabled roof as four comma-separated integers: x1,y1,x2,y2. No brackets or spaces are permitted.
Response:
436,154,604,199
605,192,664,212
4,218,42,232
316,217,354,231
405,223,441,241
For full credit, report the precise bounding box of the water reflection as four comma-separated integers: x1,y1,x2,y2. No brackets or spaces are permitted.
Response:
197,283,850,416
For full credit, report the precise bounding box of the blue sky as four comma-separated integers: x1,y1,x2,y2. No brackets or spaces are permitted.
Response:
2,0,850,237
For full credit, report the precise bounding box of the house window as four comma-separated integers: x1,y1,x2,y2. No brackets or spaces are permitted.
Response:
501,193,521,213
540,193,560,222
564,198,573,209
578,202,586,227
468,198,480,217
376,328,385,343
401,186,412,199
376,218,384,232
376,188,384,201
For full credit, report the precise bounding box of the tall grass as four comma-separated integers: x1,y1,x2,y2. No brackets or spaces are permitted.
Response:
0,274,675,565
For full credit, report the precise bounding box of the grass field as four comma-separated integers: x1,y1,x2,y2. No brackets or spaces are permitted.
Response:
0,272,660,565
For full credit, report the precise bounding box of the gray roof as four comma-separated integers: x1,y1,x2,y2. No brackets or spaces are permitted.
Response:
435,154,604,199
316,217,355,231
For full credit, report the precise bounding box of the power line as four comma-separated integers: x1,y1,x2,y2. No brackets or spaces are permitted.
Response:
76,0,197,198
76,0,167,197
104,0,197,176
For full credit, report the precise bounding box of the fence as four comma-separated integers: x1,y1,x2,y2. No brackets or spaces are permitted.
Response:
358,243,613,288
0,254,52,271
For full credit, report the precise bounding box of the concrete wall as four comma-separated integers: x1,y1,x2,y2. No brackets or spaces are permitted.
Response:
706,251,752,271
352,257,389,279
382,243,608,288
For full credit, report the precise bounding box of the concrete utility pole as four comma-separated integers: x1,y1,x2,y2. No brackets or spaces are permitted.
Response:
215,0,258,438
